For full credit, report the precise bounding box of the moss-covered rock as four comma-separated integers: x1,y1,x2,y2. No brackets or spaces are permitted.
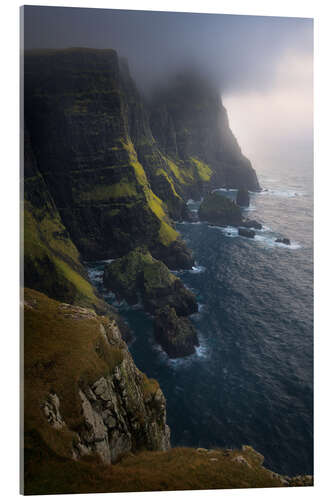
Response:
154,306,199,358
103,247,197,317
24,48,188,269
198,192,243,226
24,49,260,274
24,128,107,313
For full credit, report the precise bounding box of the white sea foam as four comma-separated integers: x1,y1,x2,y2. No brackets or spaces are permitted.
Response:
101,258,116,264
258,188,305,198
189,264,206,274
208,223,301,250
258,225,272,233
242,204,256,212
87,268,103,284
186,198,196,205
255,234,301,250
177,220,203,226
198,303,205,313
208,225,238,237
213,187,238,193
194,341,209,358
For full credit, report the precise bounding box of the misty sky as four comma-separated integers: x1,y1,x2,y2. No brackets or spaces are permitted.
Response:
23,6,313,170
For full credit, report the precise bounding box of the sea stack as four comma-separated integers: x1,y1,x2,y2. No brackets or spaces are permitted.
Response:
198,192,243,226
236,188,250,207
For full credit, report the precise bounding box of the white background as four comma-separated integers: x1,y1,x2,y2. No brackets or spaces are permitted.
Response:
0,0,331,499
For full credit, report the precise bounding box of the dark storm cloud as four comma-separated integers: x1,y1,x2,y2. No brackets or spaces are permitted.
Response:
23,6,313,94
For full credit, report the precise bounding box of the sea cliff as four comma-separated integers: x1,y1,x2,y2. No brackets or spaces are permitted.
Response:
23,48,311,494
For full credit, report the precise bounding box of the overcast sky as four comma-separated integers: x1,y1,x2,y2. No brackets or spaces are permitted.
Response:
23,6,313,170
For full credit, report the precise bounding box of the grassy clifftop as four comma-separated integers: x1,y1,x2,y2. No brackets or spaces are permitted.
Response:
24,287,171,494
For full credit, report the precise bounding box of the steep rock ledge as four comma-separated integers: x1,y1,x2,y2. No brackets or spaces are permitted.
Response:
24,288,170,468
149,71,260,193
24,127,108,313
24,48,260,273
24,48,192,269
198,191,262,231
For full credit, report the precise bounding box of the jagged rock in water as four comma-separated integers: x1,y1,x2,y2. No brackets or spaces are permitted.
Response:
242,219,263,230
152,239,194,270
238,228,255,239
236,188,250,207
198,192,243,226
275,237,291,245
154,306,199,358
103,247,197,317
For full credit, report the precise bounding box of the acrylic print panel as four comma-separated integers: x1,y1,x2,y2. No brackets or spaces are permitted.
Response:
22,4,313,495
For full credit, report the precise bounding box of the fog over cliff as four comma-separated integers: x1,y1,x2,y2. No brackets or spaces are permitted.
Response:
24,6,313,169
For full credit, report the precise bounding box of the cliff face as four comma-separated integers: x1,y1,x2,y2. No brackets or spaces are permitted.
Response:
24,127,108,313
23,48,313,495
150,72,260,193
24,48,259,270
24,49,188,267
24,288,170,471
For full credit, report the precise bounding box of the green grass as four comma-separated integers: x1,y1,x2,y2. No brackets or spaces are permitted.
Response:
156,168,182,199
23,289,312,496
53,258,97,303
24,441,305,495
24,290,122,453
24,202,105,311
164,156,194,184
190,157,213,181
145,192,178,246
158,221,179,246
77,181,138,202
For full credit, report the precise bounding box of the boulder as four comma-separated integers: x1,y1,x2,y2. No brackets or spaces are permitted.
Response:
238,228,255,239
152,240,194,270
103,247,198,317
198,192,243,226
275,238,291,245
154,306,199,358
242,219,262,230
236,188,250,207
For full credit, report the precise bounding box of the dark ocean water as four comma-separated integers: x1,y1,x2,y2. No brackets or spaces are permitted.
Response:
86,157,313,476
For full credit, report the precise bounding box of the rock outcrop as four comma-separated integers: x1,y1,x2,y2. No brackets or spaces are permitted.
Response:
24,127,108,313
103,248,198,356
198,192,264,232
242,219,263,230
238,228,256,239
24,288,170,468
198,192,243,226
23,48,313,497
24,48,190,269
275,238,291,245
236,188,250,207
24,48,260,272
103,247,197,316
150,71,260,193
154,306,199,358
